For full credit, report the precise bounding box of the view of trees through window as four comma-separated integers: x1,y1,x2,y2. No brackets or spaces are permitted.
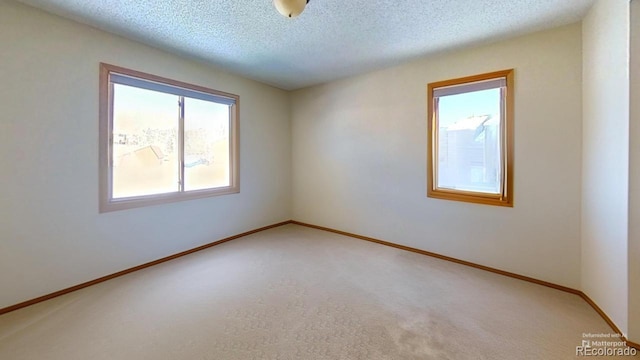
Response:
111,84,230,199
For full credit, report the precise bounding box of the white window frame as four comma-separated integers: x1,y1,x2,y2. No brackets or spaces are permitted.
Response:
99,63,239,212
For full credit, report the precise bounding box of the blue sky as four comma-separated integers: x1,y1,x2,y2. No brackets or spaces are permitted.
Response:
113,84,229,131
438,88,501,127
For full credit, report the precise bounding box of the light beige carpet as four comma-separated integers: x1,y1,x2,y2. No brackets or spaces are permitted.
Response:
0,224,636,359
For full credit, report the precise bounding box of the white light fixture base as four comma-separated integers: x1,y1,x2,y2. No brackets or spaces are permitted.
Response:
274,0,308,18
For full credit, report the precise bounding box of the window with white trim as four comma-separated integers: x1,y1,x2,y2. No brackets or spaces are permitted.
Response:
99,63,239,212
427,69,514,207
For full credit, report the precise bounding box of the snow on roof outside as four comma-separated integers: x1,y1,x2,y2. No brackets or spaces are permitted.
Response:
447,115,495,131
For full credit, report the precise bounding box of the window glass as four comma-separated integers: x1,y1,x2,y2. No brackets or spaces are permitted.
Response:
436,88,502,194
112,84,179,198
183,97,231,191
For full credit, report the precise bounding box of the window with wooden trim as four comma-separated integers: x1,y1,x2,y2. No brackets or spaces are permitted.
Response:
427,69,514,207
99,63,239,212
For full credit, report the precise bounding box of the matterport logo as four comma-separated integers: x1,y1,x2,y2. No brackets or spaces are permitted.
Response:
576,333,637,357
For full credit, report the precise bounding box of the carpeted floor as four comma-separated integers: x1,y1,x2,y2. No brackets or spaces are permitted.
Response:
0,224,636,359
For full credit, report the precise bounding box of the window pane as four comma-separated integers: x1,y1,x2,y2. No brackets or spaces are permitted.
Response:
112,84,179,198
436,88,502,194
183,97,231,191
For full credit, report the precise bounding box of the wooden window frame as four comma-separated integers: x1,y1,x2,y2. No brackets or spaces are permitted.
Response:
99,63,240,213
427,69,514,207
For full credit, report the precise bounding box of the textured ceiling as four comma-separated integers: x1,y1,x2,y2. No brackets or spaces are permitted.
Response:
17,0,595,90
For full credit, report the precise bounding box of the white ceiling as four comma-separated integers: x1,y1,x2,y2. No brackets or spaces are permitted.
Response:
18,0,595,90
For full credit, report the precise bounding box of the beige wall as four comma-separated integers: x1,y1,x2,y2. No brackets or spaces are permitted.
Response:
0,1,292,309
291,24,583,289
629,0,640,344
581,0,630,337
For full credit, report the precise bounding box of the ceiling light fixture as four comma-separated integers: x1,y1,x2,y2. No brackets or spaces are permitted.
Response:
274,0,310,18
